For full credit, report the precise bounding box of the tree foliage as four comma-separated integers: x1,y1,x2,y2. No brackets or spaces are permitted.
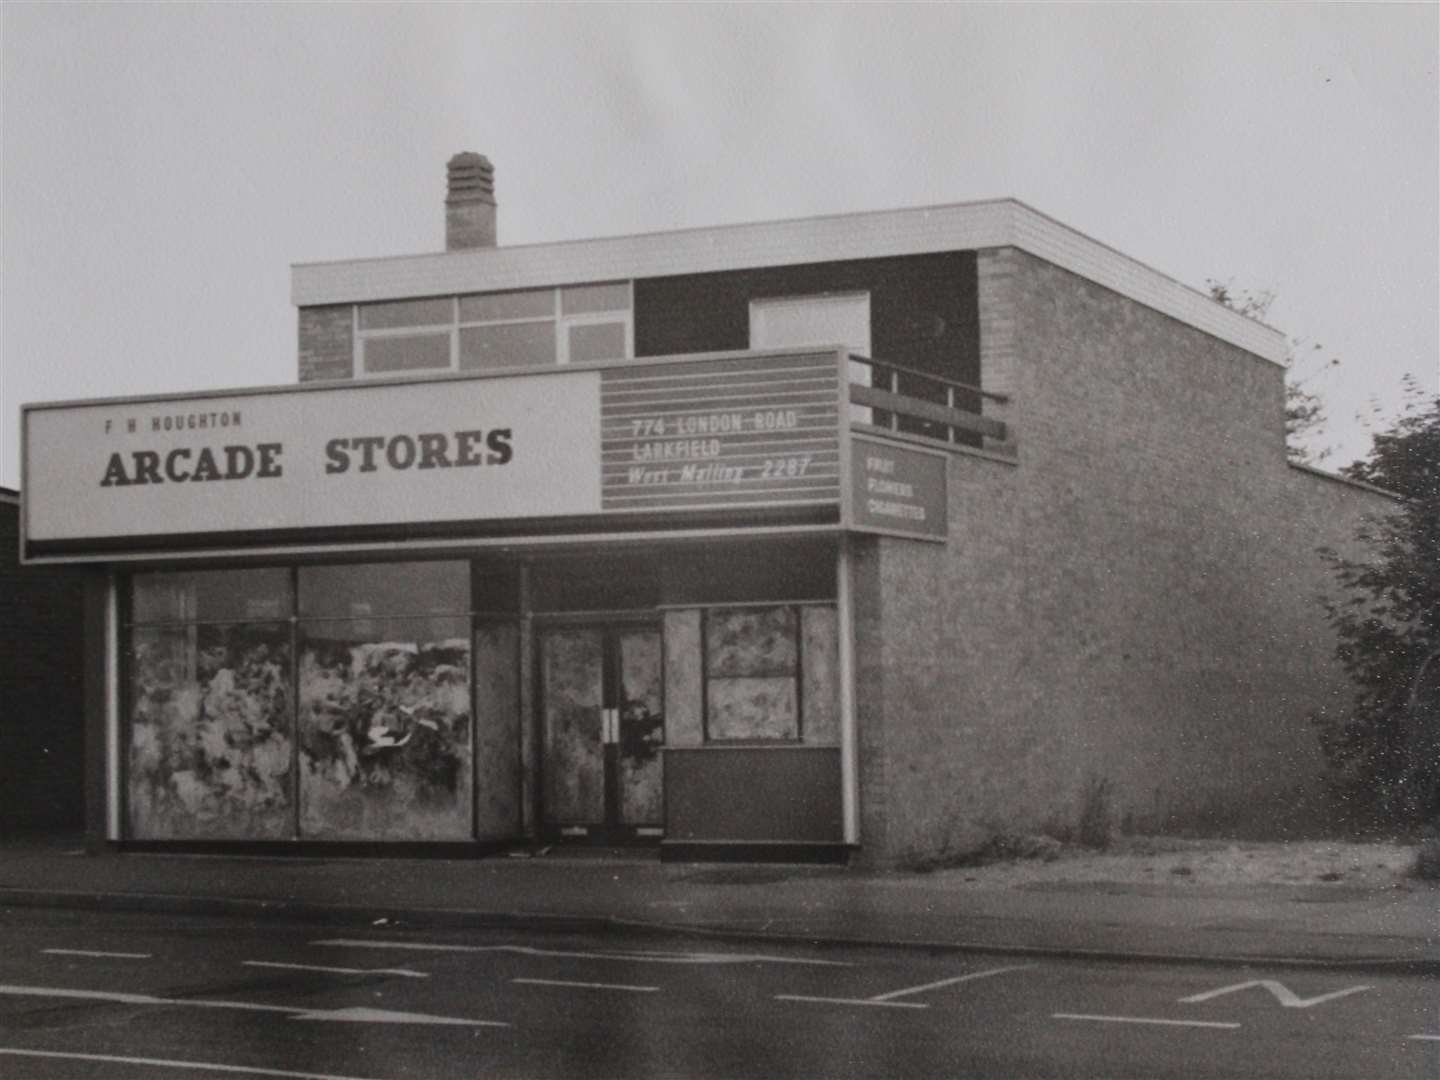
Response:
1206,279,1337,464
1313,379,1440,823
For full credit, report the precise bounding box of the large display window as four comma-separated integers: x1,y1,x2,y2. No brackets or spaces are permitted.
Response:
127,569,294,839
126,561,486,842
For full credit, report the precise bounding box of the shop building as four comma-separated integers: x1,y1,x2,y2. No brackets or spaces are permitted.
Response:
1,487,87,836
20,155,1394,864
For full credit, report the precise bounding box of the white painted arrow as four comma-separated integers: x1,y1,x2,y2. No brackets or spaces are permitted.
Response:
0,983,505,1027
1179,980,1373,1009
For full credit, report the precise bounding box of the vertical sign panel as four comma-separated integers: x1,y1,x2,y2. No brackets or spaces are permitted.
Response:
600,351,843,512
849,435,949,541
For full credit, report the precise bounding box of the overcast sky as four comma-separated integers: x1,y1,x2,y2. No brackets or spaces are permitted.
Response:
2,3,1436,490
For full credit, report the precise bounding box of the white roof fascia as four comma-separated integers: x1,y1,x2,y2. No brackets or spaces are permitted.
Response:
291,199,1287,366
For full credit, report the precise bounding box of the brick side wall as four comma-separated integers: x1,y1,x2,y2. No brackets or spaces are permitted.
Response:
0,500,88,835
863,248,1392,865
298,304,354,382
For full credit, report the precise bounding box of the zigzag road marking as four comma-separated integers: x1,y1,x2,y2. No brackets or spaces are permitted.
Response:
1179,980,1373,1009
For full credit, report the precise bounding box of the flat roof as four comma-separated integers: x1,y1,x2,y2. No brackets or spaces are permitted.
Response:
291,197,1287,366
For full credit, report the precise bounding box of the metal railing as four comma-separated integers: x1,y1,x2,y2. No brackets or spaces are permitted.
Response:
847,355,1010,448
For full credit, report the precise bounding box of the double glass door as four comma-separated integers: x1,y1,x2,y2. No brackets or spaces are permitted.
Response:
538,622,664,840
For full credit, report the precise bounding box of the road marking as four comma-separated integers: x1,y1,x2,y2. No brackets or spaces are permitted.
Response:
513,977,660,993
778,963,1037,1009
0,983,505,1027
43,948,152,959
297,1006,495,1025
1408,1034,1440,1041
1054,1013,1241,1030
244,960,428,979
313,939,849,966
1179,979,1373,1009
869,964,1038,1002
776,994,928,1009
0,1047,389,1080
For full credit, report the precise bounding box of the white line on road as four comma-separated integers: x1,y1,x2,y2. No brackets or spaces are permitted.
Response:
43,948,152,959
1408,1034,1440,1041
1054,1013,1241,1030
1179,979,1373,1009
0,1047,389,1080
0,983,293,1014
775,994,928,1009
244,961,428,978
513,977,660,993
869,964,1039,1002
313,938,849,966
0,983,506,1027
777,963,1037,1009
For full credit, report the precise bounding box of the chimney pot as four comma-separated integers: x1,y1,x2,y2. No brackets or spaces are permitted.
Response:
446,152,496,250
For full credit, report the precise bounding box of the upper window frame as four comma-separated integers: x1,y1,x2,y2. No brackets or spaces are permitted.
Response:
352,282,634,378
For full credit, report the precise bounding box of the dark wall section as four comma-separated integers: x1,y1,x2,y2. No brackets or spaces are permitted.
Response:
634,252,981,387
663,746,843,843
0,494,88,836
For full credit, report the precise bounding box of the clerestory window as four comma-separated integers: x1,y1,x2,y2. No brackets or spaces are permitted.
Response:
355,282,632,377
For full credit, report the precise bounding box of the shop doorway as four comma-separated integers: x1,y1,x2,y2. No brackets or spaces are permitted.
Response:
537,622,664,842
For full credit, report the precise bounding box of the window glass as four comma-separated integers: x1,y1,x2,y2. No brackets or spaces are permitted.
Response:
459,289,554,323
298,561,469,619
707,677,798,741
459,321,556,370
362,333,452,374
705,607,798,676
132,569,291,624
566,321,627,364
473,568,521,615
128,620,293,840
298,616,471,840
358,298,453,330
561,282,631,315
704,607,800,741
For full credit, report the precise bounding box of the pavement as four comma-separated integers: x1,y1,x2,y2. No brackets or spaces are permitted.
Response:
0,834,1435,976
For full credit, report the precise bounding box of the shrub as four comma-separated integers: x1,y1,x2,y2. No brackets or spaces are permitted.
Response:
1076,775,1116,849
1412,837,1440,881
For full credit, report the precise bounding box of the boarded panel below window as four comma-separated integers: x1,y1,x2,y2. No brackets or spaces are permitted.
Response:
707,676,797,740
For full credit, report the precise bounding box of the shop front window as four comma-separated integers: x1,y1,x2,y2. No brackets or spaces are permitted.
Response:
296,561,472,840
127,569,294,840
704,606,800,741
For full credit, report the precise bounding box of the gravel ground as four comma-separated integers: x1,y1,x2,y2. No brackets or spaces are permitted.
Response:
914,838,1425,890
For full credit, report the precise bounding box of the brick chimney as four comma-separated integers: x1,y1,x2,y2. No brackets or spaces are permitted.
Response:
445,152,496,250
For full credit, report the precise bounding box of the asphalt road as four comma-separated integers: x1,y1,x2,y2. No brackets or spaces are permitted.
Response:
0,907,1434,1079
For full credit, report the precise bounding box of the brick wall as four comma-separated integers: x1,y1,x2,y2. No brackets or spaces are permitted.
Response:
0,498,88,835
298,304,353,382
858,248,1392,865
